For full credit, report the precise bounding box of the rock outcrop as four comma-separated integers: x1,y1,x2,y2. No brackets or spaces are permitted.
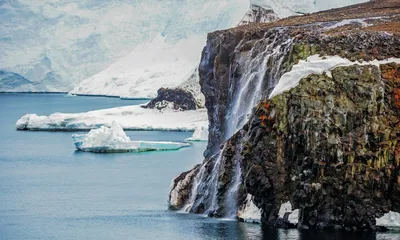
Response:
143,69,204,111
143,87,198,111
238,4,279,26
169,0,400,231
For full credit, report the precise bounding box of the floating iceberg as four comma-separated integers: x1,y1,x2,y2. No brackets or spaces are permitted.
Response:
16,105,207,132
185,124,208,142
72,121,190,153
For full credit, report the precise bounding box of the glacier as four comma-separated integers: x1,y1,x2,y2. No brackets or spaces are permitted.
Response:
0,0,367,94
72,121,190,153
16,105,208,132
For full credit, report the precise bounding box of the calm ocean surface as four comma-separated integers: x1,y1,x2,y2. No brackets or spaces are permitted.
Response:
0,93,398,240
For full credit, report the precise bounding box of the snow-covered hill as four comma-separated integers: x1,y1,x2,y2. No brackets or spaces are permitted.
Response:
0,0,367,94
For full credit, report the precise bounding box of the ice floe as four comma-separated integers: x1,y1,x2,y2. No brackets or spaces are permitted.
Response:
16,105,208,132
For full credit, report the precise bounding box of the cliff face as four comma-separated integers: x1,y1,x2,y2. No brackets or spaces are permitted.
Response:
242,63,400,231
169,0,400,231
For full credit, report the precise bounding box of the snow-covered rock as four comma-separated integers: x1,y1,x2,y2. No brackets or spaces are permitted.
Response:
270,56,400,98
72,121,190,153
376,211,400,229
176,68,205,109
16,105,208,132
239,4,279,25
237,194,262,223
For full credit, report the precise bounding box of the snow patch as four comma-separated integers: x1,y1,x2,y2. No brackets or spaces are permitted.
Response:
288,209,299,225
376,211,400,229
237,194,261,223
278,201,293,218
270,55,400,98
325,18,372,30
72,121,190,153
16,105,208,132
278,201,299,224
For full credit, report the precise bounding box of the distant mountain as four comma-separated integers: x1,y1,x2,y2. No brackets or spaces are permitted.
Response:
0,70,36,92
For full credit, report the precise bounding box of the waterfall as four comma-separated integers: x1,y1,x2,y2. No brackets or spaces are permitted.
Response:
206,144,227,215
184,143,227,215
226,29,293,139
224,133,244,218
182,28,294,219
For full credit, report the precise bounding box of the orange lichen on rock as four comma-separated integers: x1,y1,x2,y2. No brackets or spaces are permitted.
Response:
394,88,400,109
381,64,400,85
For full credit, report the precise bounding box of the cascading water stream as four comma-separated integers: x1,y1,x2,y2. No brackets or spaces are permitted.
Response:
206,143,228,215
183,164,207,212
183,28,294,219
184,144,227,214
224,132,244,218
226,29,293,139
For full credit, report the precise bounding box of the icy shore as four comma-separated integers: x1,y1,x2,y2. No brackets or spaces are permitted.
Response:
16,105,208,132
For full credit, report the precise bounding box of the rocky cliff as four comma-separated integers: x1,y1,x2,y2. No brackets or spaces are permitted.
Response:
169,0,400,231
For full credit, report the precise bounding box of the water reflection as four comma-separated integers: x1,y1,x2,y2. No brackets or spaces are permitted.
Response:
186,216,400,240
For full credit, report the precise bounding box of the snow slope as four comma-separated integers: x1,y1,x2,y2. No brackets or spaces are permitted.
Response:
1,0,367,94
71,0,367,98
16,105,208,132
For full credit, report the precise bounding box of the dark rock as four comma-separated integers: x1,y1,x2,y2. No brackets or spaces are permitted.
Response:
143,87,197,111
